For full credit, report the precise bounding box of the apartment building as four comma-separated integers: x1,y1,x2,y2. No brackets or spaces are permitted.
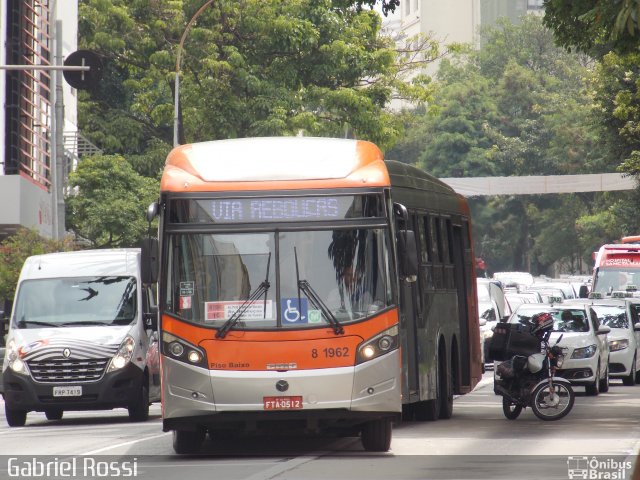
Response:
0,0,79,241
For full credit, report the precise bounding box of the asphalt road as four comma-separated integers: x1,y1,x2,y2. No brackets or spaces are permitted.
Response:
1,373,639,480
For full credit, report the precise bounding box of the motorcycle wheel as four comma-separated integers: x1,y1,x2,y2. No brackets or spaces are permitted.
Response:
502,397,523,420
531,381,575,421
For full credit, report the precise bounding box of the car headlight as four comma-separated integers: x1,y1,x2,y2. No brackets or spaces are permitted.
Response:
162,332,207,368
6,339,29,376
106,335,136,373
609,339,629,352
571,344,597,359
356,325,399,365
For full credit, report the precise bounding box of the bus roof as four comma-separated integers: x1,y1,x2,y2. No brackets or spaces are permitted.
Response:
160,137,390,193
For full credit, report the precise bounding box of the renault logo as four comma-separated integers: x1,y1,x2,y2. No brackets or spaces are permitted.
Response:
275,380,289,392
62,348,71,358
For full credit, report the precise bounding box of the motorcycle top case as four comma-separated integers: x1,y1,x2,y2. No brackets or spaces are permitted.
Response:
487,323,541,361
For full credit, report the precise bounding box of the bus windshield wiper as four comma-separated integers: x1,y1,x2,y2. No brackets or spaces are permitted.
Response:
298,280,344,335
216,253,271,339
292,247,343,335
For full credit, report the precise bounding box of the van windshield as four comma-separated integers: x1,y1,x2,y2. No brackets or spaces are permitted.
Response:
13,276,137,327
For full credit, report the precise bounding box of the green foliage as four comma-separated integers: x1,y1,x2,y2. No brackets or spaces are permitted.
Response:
65,155,160,248
389,14,617,275
78,0,433,153
543,0,640,56
0,229,75,303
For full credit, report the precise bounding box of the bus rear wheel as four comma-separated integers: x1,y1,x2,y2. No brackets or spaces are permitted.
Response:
360,418,392,452
173,428,206,454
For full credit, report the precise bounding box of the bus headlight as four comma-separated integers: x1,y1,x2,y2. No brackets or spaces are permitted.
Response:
107,335,136,373
356,325,399,365
162,332,207,368
6,340,29,376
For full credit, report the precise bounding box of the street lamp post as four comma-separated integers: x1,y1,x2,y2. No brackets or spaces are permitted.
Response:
173,0,214,147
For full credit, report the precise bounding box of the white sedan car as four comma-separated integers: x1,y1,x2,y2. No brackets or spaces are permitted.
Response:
506,303,611,395
577,298,640,386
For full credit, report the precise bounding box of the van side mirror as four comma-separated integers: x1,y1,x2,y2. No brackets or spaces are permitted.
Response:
141,238,159,284
397,230,418,282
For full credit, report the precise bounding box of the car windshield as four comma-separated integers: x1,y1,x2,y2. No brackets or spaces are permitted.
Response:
591,304,628,329
510,307,590,333
163,229,392,329
13,276,137,327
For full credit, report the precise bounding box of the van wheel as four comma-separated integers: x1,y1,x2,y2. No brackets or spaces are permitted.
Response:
5,405,26,427
128,384,150,422
45,409,63,421
173,429,205,454
360,418,392,452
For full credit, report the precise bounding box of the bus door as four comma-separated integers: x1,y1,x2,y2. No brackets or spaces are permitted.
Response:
451,221,471,389
395,209,420,404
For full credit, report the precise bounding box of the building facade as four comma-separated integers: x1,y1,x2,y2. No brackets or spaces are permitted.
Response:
0,0,78,240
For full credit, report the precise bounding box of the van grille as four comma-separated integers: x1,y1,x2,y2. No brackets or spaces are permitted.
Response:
27,358,110,383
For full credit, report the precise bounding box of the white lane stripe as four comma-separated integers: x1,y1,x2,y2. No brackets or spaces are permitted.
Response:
240,438,361,480
81,432,171,455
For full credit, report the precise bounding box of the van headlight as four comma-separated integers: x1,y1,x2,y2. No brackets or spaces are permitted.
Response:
571,344,597,359
107,335,136,373
609,339,629,352
6,339,29,376
162,332,207,368
356,325,399,365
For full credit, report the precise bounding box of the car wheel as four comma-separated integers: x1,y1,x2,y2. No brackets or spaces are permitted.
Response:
585,363,600,396
624,355,637,386
599,363,609,393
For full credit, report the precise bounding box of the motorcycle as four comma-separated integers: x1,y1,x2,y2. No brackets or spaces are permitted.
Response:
493,328,575,421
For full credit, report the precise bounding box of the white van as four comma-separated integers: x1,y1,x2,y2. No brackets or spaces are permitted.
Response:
2,249,160,426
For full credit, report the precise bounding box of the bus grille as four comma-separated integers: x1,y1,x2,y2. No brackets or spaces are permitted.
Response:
27,358,110,383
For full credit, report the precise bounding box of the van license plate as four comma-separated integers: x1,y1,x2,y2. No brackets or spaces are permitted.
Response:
53,386,82,397
263,396,303,410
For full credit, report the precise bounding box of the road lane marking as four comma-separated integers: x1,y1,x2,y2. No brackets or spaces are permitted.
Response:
81,432,171,455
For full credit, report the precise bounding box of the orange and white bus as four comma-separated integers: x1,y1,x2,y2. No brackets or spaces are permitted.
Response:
143,137,482,454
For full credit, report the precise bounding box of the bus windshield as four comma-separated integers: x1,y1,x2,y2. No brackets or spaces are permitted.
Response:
13,276,137,327
594,268,640,293
164,228,392,329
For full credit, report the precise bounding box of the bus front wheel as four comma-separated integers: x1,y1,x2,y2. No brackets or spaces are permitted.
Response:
360,418,392,452
173,428,206,454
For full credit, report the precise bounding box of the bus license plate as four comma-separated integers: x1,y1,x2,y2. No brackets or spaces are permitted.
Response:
53,386,82,397
263,396,303,410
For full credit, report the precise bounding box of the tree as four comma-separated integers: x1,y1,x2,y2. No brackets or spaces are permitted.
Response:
77,0,437,160
0,229,74,305
543,0,640,56
65,155,159,248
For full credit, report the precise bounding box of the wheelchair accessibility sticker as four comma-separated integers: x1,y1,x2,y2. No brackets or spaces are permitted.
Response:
281,298,308,324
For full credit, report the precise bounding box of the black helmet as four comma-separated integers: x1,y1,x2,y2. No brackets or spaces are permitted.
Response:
531,312,553,335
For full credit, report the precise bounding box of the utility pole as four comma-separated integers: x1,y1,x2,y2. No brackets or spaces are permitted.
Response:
54,20,65,240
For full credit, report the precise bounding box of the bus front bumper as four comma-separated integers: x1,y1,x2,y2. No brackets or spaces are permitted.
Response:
161,350,401,432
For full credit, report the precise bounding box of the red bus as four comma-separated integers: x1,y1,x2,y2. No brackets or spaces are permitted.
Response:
592,242,640,294
143,137,482,454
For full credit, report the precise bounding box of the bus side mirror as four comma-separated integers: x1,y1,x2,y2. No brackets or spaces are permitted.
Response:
397,230,418,282
141,237,159,284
